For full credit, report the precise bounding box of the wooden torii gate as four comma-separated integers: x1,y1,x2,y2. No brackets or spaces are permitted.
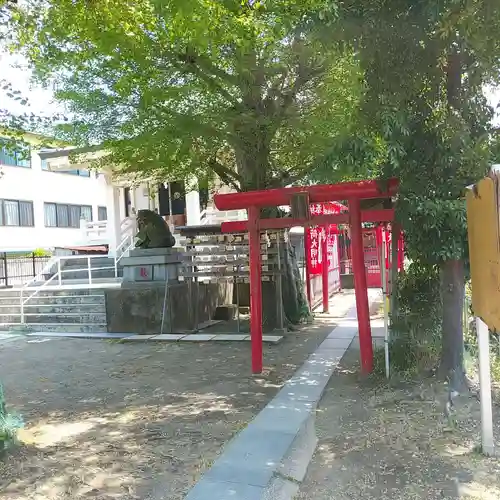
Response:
214,179,399,374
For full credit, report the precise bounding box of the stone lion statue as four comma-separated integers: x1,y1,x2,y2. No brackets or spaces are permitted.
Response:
135,209,176,249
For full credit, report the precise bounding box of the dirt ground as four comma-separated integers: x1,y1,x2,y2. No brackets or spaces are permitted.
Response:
297,347,500,500
0,315,335,500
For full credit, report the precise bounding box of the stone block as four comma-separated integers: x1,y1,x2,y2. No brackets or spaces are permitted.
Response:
180,334,216,342
212,334,249,341
185,479,263,500
128,247,183,258
319,337,353,350
150,334,186,341
244,335,283,343
327,324,358,339
133,265,153,281
281,359,336,403
105,282,233,335
122,255,182,266
203,427,295,488
262,335,283,344
248,398,314,435
123,335,157,341
213,304,237,321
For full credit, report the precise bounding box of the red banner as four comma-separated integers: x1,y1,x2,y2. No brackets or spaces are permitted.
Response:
308,226,327,275
307,202,345,276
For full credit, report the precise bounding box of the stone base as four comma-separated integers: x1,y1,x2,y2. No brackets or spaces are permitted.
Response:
213,304,237,321
121,247,183,284
340,274,354,289
105,282,233,334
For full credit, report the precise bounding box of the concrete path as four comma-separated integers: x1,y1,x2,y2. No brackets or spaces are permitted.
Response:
184,289,382,500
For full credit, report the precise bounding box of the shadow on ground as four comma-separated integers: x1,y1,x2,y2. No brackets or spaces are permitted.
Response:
297,346,500,500
0,314,335,500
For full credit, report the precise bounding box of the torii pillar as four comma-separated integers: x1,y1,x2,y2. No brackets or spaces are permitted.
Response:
349,198,373,372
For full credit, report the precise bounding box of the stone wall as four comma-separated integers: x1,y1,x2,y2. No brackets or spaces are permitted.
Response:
105,281,233,334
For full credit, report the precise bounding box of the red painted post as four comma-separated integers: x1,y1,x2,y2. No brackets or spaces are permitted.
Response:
321,226,329,313
305,227,312,310
336,232,343,291
248,206,263,374
349,199,373,373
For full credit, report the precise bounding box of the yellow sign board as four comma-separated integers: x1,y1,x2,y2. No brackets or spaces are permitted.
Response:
466,174,500,332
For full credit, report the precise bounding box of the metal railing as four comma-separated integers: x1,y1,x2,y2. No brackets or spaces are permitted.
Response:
0,216,138,325
83,220,108,241
19,255,117,323
114,232,135,276
0,252,52,287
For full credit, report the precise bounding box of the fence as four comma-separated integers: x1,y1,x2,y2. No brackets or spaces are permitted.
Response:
0,252,52,287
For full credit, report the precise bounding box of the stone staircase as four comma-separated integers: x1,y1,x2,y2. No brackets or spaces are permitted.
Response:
0,288,107,333
59,256,122,282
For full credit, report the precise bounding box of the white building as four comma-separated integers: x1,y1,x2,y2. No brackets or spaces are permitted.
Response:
0,133,244,256
0,137,106,252
0,134,156,253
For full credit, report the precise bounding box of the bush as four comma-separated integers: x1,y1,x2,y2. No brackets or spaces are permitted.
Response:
373,262,442,377
0,385,23,455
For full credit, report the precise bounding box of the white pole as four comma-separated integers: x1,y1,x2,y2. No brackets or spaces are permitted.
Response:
57,259,62,286
381,229,390,379
476,316,495,456
168,182,173,228
186,176,201,226
87,256,92,285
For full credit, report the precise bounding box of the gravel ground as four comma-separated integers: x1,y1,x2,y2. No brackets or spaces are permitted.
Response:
0,309,342,500
297,348,500,500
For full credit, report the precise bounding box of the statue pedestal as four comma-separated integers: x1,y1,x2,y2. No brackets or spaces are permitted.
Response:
120,247,183,287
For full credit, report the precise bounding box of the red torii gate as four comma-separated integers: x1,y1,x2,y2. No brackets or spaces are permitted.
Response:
214,179,399,374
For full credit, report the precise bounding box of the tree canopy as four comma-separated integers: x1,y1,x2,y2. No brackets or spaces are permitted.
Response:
6,0,500,377
9,0,362,190
312,0,500,382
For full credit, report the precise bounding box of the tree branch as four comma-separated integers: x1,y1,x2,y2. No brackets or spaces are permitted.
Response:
267,167,310,188
174,48,241,107
208,157,242,192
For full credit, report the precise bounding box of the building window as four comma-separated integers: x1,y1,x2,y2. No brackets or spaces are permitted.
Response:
97,206,107,221
0,142,31,168
0,199,34,227
44,203,93,228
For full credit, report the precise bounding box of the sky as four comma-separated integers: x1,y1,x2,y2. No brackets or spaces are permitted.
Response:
0,52,64,118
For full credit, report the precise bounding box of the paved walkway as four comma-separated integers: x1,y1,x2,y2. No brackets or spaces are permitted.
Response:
184,289,382,500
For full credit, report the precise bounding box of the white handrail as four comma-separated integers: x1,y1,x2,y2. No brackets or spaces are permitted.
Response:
112,214,136,276
19,254,117,322
114,233,135,277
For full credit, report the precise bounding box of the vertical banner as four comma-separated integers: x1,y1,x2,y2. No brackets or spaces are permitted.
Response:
305,202,345,305
307,226,327,276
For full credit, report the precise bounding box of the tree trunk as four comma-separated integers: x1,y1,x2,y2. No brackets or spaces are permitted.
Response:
232,134,310,327
439,258,466,390
280,235,310,323
259,234,310,329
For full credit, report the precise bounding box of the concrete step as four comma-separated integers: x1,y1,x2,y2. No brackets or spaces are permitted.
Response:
62,257,115,267
0,286,106,298
60,269,118,280
0,312,106,324
0,323,108,333
0,303,106,314
29,278,122,287
0,294,105,305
